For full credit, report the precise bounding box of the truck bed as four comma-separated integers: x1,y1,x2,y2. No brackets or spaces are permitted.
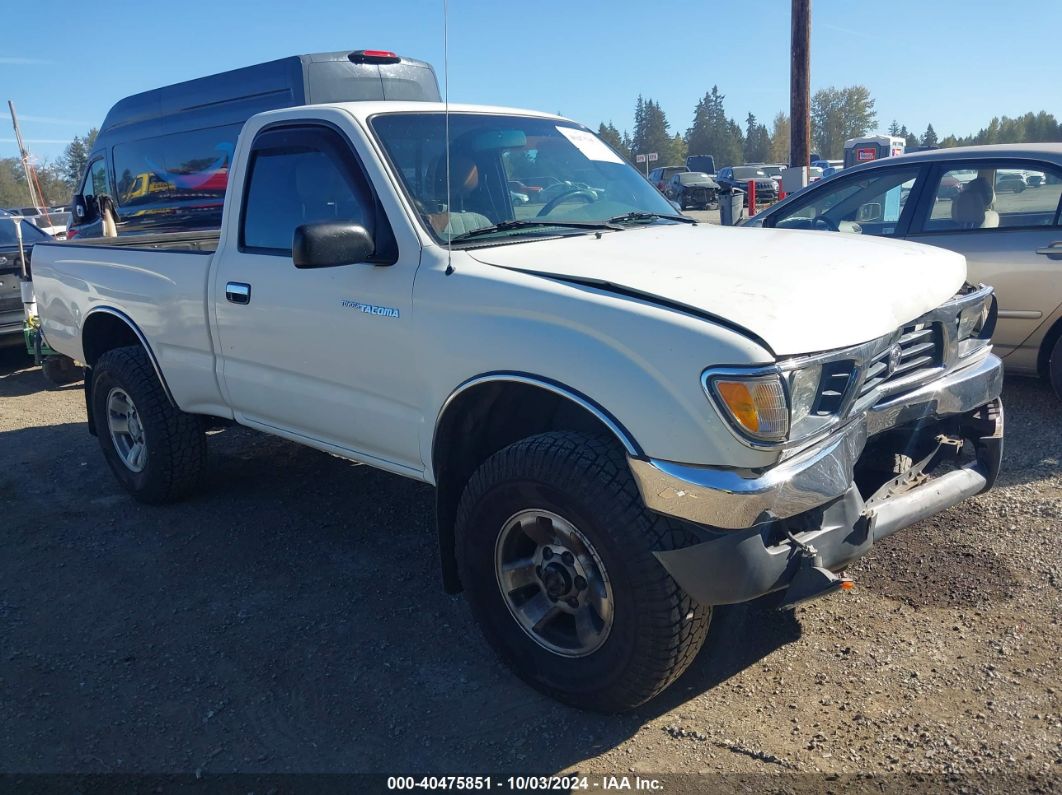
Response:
62,230,220,254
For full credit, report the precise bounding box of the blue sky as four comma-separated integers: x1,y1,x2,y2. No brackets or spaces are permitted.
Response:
2,0,1059,164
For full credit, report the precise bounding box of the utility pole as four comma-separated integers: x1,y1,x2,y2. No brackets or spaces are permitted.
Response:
789,0,811,175
8,100,44,210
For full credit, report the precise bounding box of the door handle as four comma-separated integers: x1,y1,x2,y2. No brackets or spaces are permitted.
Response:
225,282,251,304
1036,241,1062,259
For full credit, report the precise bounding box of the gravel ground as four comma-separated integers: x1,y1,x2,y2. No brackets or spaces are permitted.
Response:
0,346,1059,787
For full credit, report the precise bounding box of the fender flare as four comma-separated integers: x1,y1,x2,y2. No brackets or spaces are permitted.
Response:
82,306,177,407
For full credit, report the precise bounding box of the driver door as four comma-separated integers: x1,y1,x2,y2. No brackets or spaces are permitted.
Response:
212,123,422,474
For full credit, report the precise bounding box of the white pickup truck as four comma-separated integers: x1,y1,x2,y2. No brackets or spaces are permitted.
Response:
33,101,1004,712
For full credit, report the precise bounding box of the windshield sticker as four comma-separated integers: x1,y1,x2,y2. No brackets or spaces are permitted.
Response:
556,126,624,164
341,299,400,318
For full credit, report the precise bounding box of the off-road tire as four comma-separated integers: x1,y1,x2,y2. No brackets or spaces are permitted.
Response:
91,345,206,503
455,431,710,712
1049,334,1062,401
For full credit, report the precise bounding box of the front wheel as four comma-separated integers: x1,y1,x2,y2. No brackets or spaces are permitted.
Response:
91,345,207,503
1049,335,1062,401
455,431,710,712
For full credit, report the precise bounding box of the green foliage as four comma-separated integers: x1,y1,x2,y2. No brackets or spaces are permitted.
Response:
769,112,790,164
686,86,743,168
0,157,70,208
743,113,771,163
920,123,938,147
811,85,877,159
57,127,98,189
630,96,685,166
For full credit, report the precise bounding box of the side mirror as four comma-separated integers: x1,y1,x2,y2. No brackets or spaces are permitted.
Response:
73,194,98,221
292,221,375,269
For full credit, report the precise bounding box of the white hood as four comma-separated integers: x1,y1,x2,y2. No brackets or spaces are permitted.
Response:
469,224,966,356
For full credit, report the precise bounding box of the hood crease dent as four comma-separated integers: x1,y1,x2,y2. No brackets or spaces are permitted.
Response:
468,224,966,357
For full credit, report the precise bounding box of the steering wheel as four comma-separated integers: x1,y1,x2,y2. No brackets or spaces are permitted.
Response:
537,189,597,217
811,215,839,232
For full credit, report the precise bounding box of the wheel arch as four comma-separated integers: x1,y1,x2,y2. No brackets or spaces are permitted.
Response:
81,308,176,434
431,374,641,594
1036,312,1062,380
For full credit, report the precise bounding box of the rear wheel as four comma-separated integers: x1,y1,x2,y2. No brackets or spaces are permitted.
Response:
91,345,207,503
455,431,710,712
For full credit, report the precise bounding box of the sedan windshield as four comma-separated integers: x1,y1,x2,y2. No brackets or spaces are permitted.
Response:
371,112,680,244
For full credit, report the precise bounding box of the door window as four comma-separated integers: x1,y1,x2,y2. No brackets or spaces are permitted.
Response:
920,164,1062,232
240,127,374,254
82,159,110,198
768,167,918,236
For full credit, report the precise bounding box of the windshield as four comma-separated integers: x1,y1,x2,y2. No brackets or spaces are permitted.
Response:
371,112,679,244
760,166,784,177
679,172,712,184
732,167,767,180
0,214,50,244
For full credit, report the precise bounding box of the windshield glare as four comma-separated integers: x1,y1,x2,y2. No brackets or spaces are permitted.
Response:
733,167,767,179
371,112,679,243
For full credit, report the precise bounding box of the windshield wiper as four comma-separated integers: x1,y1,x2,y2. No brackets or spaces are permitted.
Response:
607,211,697,226
449,219,622,243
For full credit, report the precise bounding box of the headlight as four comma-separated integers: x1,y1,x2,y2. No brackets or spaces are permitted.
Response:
704,361,855,448
705,372,789,443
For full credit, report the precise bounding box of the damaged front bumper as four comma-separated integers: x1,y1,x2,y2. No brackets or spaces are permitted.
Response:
628,352,1004,606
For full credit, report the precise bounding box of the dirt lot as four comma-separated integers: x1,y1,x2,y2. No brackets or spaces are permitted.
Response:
0,346,1059,784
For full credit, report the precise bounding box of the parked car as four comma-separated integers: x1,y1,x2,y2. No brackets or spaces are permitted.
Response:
715,166,778,206
745,144,1062,397
647,165,687,193
34,100,1004,713
30,208,70,239
0,210,50,345
667,171,719,210
996,171,1029,193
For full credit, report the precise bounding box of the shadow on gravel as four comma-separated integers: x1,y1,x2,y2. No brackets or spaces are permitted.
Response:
0,419,801,775
996,376,1060,488
854,530,1016,609
0,348,82,398
2,372,1050,774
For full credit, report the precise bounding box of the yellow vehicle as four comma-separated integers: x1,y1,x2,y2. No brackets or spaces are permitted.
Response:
124,172,174,202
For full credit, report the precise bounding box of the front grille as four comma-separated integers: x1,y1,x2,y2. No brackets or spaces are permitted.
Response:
859,322,944,397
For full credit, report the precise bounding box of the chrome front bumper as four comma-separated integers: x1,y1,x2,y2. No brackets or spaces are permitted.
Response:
629,353,1004,606
629,352,1003,530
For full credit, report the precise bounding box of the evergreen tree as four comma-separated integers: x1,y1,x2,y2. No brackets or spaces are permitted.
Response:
920,123,939,147
888,119,901,136
686,86,743,167
597,121,631,161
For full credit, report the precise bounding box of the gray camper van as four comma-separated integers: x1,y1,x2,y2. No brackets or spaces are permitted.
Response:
69,50,440,239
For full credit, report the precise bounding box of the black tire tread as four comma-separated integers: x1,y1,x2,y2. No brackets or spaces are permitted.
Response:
455,431,709,712
1050,335,1062,401
94,345,206,503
